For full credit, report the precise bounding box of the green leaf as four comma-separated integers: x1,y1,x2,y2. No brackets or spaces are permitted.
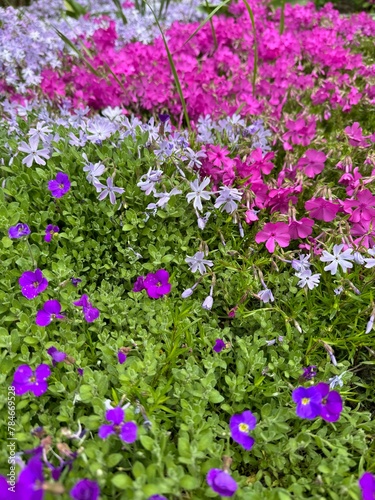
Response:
112,473,133,489
180,475,200,490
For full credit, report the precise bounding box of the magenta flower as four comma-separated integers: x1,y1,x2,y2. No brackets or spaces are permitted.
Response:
315,382,343,422
143,270,171,299
288,218,314,240
48,172,71,198
132,276,145,292
0,455,44,499
343,189,375,223
206,469,238,497
118,350,127,364
255,222,291,253
73,294,100,322
213,339,226,353
297,150,326,178
44,224,59,242
47,346,67,366
305,198,341,222
292,386,322,419
148,496,168,500
98,407,138,443
70,479,100,500
36,300,65,326
13,364,51,397
229,410,256,450
359,472,375,500
19,269,48,300
8,223,31,239
344,122,368,147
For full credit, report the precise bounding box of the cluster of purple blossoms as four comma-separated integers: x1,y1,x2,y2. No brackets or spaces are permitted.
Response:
8,223,31,239
36,300,64,327
73,294,100,322
48,172,71,198
12,364,51,397
99,407,138,444
133,270,171,299
292,382,343,421
19,269,48,300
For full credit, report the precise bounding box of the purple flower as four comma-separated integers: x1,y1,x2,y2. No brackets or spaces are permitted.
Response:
292,386,322,419
36,300,65,326
118,351,127,364
143,270,171,299
47,346,67,366
206,469,238,497
77,368,84,377
19,269,48,300
8,223,31,239
132,276,145,292
315,382,343,422
71,277,82,287
73,294,100,323
302,365,317,380
213,339,226,353
0,455,44,500
359,472,375,500
98,407,138,444
158,113,170,123
70,479,100,500
48,172,71,198
229,410,257,450
148,496,168,500
13,364,51,397
44,224,59,242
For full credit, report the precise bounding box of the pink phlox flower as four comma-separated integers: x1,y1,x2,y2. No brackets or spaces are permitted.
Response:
266,188,298,214
343,189,375,223
247,148,275,175
288,217,314,240
255,221,291,253
283,117,316,146
344,122,369,147
351,220,375,249
297,150,326,178
305,198,341,222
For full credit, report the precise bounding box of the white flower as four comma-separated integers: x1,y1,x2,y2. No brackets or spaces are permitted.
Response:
214,186,242,214
18,136,50,168
186,177,211,211
296,269,321,290
154,188,182,208
291,254,311,273
96,177,124,205
185,251,214,274
102,106,123,122
320,244,354,275
28,121,52,143
364,249,375,268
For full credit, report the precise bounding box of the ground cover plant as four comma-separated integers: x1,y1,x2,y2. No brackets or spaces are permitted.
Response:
0,0,375,499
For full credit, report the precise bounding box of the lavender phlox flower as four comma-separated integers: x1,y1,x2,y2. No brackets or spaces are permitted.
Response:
229,410,256,450
296,269,321,290
18,135,50,168
214,186,242,214
182,147,207,168
154,140,174,160
197,211,211,230
186,177,211,211
258,288,274,303
181,281,200,298
291,254,311,272
48,172,71,198
266,339,276,346
86,117,116,142
102,106,123,122
185,251,213,274
19,269,48,299
69,130,88,147
82,153,105,188
13,364,51,397
320,244,354,275
353,251,365,265
36,300,65,326
334,286,344,295
137,168,163,195
154,188,182,208
202,285,214,310
329,372,345,390
96,177,124,204
143,117,160,141
98,407,137,443
366,314,375,334
70,479,100,500
28,121,52,143
8,223,30,239
364,249,375,268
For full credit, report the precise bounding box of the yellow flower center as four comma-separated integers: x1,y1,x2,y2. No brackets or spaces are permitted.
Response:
302,398,310,405
239,423,249,433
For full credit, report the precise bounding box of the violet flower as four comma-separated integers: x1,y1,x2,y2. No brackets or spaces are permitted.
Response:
71,278,82,287
13,364,51,397
315,382,343,422
70,479,100,500
302,365,317,380
213,339,226,353
98,407,138,444
19,269,48,300
47,347,67,366
292,386,322,419
359,472,375,500
36,300,64,326
132,276,145,292
118,351,127,364
8,223,31,239
206,469,238,497
149,496,168,500
229,410,257,450
44,224,59,242
73,294,100,322
143,270,171,299
48,172,71,198
0,455,44,499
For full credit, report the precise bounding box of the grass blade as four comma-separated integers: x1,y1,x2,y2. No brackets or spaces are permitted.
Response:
111,0,128,25
242,0,258,96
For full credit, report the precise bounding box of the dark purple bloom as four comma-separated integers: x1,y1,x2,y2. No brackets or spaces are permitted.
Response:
47,346,67,366
132,276,145,292
292,386,322,419
71,277,82,287
229,410,257,450
98,407,138,444
359,472,375,500
0,455,44,500
8,223,31,239
158,113,170,123
213,339,226,353
77,368,84,377
44,224,59,242
143,270,171,299
118,351,127,364
302,365,317,380
19,269,48,300
315,382,343,422
48,172,71,198
36,300,65,326
70,479,100,500
148,496,168,500
13,364,51,397
206,469,238,497
73,294,100,323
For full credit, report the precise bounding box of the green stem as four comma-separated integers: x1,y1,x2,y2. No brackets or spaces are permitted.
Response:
242,0,258,96
205,0,218,52
25,239,36,268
